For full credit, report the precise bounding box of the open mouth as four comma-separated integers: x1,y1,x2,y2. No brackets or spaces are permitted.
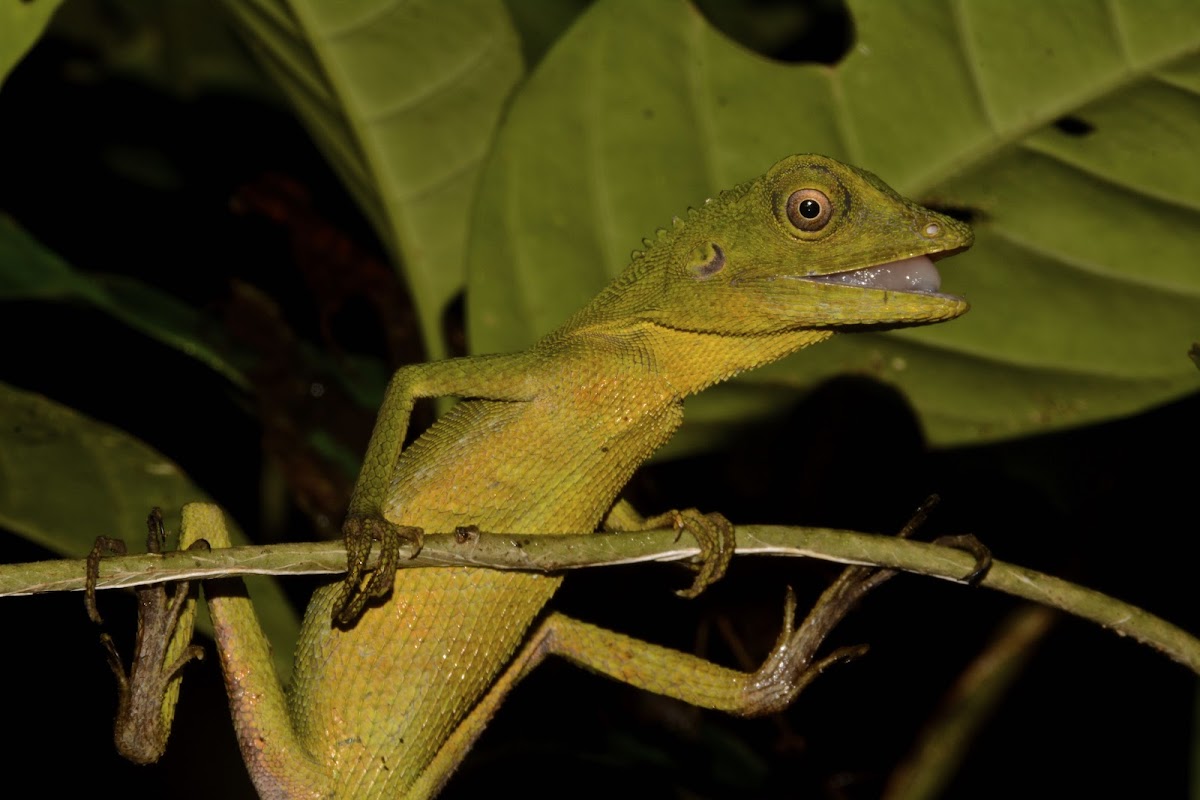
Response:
801,255,946,295
796,248,974,296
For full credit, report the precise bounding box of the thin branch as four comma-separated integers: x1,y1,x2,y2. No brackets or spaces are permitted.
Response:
2,524,1197,674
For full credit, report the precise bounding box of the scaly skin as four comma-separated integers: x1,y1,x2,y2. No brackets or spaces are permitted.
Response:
163,155,971,798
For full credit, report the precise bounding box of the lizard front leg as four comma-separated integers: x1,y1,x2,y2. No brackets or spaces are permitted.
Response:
336,353,542,624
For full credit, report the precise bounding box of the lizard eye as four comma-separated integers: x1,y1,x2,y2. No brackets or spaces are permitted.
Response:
786,189,832,232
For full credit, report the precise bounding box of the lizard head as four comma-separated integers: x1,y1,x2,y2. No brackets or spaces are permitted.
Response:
605,154,972,337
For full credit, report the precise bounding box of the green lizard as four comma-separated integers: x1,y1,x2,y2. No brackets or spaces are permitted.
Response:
102,154,972,797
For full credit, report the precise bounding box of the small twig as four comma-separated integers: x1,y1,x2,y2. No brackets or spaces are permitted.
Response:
1,524,1197,674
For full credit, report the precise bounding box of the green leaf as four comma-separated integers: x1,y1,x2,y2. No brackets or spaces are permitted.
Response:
0,216,393,447
0,216,250,389
0,380,299,679
222,0,524,358
466,0,1200,451
502,0,590,68
0,0,63,90
49,0,276,101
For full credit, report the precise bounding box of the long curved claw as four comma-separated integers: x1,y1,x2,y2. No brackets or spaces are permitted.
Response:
85,536,127,625
897,495,992,585
933,533,993,585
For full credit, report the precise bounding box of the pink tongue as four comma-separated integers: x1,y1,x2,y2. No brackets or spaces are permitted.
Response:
807,255,941,293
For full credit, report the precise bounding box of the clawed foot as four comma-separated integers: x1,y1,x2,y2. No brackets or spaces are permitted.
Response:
85,508,206,764
644,508,735,599
739,496,991,713
334,514,424,626
740,563,892,714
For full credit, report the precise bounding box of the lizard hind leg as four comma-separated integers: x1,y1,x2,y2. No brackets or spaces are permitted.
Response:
407,554,896,798
179,503,330,797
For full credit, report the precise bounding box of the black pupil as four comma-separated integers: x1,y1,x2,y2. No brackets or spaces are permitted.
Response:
799,198,821,219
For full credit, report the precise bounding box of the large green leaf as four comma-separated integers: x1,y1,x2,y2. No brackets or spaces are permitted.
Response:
0,216,250,389
466,0,1200,450
0,216,391,417
0,0,62,89
222,0,523,358
48,0,276,101
0,380,299,679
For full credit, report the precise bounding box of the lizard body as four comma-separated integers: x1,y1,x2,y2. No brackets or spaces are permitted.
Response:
141,155,971,797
